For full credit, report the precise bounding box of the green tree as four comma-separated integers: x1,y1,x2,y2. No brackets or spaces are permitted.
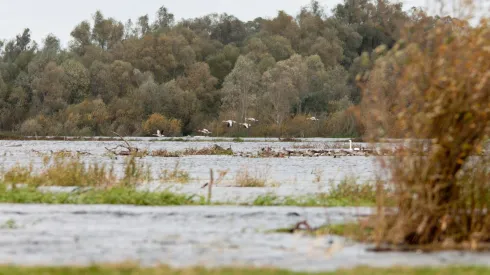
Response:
70,21,92,55
221,56,260,121
61,59,90,104
153,6,175,32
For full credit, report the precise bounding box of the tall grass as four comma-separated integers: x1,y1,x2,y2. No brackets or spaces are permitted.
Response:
235,166,269,187
359,9,490,249
1,154,149,188
159,160,191,184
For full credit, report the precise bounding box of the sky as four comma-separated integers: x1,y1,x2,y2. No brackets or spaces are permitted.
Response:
0,0,487,48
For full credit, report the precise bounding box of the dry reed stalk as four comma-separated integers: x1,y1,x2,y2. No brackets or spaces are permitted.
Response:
359,4,490,250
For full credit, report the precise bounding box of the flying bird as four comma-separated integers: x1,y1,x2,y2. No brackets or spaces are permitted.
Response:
240,123,251,129
223,120,237,128
245,117,259,123
153,130,164,137
197,129,212,135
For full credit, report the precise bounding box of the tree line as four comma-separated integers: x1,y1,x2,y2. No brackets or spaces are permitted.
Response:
0,0,441,137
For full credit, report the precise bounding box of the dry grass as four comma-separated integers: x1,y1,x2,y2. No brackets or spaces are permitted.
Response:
1,154,150,188
151,145,233,157
359,9,490,250
235,166,269,187
159,161,191,184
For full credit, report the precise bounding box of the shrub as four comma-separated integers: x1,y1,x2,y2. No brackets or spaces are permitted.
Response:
142,113,182,137
324,110,359,138
19,118,44,136
360,15,490,249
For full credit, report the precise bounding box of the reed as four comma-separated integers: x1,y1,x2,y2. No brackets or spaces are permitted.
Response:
359,7,490,250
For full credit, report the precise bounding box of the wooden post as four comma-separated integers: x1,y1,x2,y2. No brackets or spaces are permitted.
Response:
207,168,214,204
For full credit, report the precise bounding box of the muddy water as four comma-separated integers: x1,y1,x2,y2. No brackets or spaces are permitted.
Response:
0,138,383,202
0,204,489,271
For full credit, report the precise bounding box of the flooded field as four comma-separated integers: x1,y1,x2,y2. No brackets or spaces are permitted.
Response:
1,204,489,271
0,138,489,271
0,137,382,203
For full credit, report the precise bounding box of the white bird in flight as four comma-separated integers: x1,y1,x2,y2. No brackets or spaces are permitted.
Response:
240,123,251,129
223,120,237,128
198,129,212,135
153,130,164,137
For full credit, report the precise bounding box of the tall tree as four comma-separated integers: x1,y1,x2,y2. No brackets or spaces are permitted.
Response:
221,56,260,121
70,21,92,55
153,6,175,32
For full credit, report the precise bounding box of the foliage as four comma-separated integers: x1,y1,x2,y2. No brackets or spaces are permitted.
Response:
0,0,420,137
360,12,490,249
142,113,182,136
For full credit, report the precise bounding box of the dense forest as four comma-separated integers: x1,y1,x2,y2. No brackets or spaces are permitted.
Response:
0,0,442,137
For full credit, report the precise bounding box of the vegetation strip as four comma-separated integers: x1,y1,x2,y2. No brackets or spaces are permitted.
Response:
0,265,488,275
0,186,205,206
0,185,378,207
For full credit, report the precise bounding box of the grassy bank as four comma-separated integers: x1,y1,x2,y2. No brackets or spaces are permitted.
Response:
0,185,205,206
253,177,382,207
0,184,378,207
0,265,488,275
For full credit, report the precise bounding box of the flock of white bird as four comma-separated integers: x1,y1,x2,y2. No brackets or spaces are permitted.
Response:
154,116,323,137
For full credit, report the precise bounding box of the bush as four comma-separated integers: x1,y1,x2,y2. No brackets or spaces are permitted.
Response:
19,118,43,136
142,113,182,137
361,16,490,249
324,110,359,138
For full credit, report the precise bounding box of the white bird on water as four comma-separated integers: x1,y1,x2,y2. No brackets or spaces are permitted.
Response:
349,140,360,151
223,120,237,128
153,130,164,137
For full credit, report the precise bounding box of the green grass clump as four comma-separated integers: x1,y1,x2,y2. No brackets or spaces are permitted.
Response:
0,265,488,275
310,223,375,242
252,178,381,207
252,194,375,207
328,177,378,204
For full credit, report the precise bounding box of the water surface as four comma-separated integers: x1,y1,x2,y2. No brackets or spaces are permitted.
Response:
0,204,488,271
